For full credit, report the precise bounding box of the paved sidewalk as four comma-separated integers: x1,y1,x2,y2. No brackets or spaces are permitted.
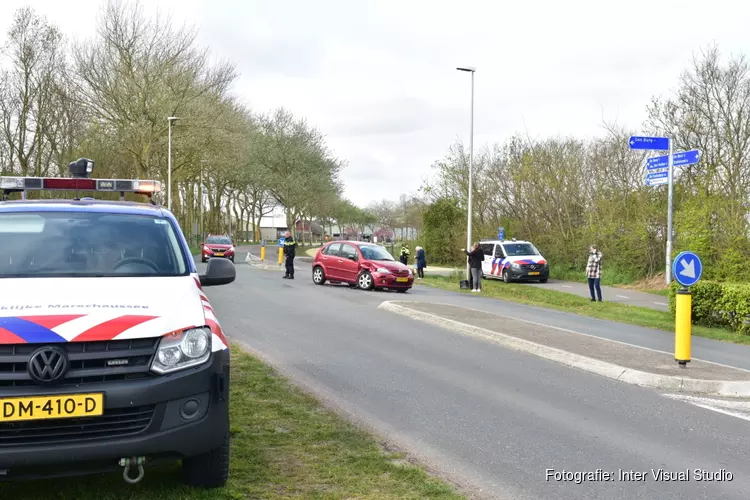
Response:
379,300,750,397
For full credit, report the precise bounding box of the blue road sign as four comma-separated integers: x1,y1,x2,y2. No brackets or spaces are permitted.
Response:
646,171,668,180
629,136,669,150
278,237,285,246
645,178,667,187
498,226,505,240
672,251,702,287
646,149,701,171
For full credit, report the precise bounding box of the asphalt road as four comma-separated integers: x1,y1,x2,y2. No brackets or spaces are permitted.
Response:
200,260,750,500
241,245,669,311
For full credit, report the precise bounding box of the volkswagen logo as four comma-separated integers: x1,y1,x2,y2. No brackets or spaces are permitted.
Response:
28,346,69,383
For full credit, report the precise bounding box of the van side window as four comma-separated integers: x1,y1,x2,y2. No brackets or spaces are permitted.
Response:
479,243,494,255
494,244,505,258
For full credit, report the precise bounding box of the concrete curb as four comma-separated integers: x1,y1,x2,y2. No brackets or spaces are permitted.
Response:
377,301,750,398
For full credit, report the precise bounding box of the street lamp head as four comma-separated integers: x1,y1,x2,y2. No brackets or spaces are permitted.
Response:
456,66,476,72
167,116,182,121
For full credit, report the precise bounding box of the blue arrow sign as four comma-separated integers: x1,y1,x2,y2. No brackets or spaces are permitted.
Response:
672,251,702,287
498,226,505,240
646,149,701,171
629,136,669,150
278,237,285,246
646,171,668,180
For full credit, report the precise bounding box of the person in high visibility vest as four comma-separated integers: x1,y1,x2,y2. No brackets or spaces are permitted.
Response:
282,231,298,279
399,244,410,265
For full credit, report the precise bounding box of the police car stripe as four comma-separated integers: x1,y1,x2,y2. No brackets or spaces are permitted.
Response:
16,315,85,330
0,326,24,344
51,312,124,341
0,317,67,343
71,315,159,342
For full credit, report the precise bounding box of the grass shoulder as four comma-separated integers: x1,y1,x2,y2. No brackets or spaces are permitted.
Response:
418,275,748,346
4,345,463,500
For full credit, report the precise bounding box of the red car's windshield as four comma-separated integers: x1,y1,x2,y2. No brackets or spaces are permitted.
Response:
359,245,395,261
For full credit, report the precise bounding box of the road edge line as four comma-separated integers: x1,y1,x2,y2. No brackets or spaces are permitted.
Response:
377,301,750,398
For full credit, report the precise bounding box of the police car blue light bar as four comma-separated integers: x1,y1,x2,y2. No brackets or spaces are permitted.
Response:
0,176,162,195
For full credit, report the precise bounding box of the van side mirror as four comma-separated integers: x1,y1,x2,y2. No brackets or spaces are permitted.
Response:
200,257,236,287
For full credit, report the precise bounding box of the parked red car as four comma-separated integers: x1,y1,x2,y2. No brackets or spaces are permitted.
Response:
201,235,235,263
312,241,414,292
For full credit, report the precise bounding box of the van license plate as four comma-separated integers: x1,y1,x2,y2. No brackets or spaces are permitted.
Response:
0,393,104,423
529,272,540,276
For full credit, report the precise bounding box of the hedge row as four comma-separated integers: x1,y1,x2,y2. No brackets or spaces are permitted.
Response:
668,281,750,335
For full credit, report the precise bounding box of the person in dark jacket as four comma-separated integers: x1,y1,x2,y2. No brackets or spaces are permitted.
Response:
415,246,427,279
462,242,485,292
282,231,297,279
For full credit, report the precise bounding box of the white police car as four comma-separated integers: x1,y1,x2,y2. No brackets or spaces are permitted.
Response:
479,238,549,283
0,159,235,488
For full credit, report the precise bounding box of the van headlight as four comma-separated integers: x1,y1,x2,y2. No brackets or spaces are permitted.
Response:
511,263,521,269
151,327,212,374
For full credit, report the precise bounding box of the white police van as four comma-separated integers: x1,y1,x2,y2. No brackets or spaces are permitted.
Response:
0,158,235,488
479,238,549,283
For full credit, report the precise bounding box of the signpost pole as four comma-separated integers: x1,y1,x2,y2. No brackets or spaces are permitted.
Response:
666,138,674,285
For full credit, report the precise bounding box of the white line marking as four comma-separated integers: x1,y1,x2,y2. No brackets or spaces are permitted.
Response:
654,301,668,306
561,285,572,288
663,394,750,422
378,300,750,374
616,295,629,299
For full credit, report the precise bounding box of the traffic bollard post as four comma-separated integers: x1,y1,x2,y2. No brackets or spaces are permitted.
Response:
278,247,283,265
260,245,265,261
675,286,692,367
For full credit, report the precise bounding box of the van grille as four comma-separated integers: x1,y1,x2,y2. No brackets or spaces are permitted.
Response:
0,338,158,387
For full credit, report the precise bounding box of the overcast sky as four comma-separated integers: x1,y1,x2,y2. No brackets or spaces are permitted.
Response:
1,0,748,207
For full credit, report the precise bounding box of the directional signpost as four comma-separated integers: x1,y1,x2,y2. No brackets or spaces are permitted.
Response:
646,149,701,171
630,135,675,284
629,136,669,150
672,251,702,368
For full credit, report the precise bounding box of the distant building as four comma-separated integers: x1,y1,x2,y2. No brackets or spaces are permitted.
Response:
258,205,288,241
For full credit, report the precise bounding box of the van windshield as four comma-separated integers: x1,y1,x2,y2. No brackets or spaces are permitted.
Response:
0,211,189,278
502,243,540,256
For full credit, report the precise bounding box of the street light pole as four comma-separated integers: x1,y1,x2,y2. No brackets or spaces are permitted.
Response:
167,116,181,211
457,66,476,281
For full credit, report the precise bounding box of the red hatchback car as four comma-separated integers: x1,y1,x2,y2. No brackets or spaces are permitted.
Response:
312,241,414,292
201,234,235,263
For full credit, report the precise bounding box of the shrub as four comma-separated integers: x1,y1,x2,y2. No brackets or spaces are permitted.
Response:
669,281,750,334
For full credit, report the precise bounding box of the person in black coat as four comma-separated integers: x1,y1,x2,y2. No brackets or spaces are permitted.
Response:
462,242,484,292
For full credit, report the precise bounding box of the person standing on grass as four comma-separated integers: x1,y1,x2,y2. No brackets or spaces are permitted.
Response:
462,242,485,293
586,244,603,302
415,246,426,279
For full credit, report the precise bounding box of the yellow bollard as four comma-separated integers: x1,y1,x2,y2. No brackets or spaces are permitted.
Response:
675,287,692,367
260,245,265,261
278,247,283,265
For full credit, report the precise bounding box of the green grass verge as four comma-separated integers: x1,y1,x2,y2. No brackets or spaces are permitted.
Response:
419,275,749,345
548,263,640,287
3,346,463,500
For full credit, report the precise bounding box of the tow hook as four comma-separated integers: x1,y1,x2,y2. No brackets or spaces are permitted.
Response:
118,456,146,484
